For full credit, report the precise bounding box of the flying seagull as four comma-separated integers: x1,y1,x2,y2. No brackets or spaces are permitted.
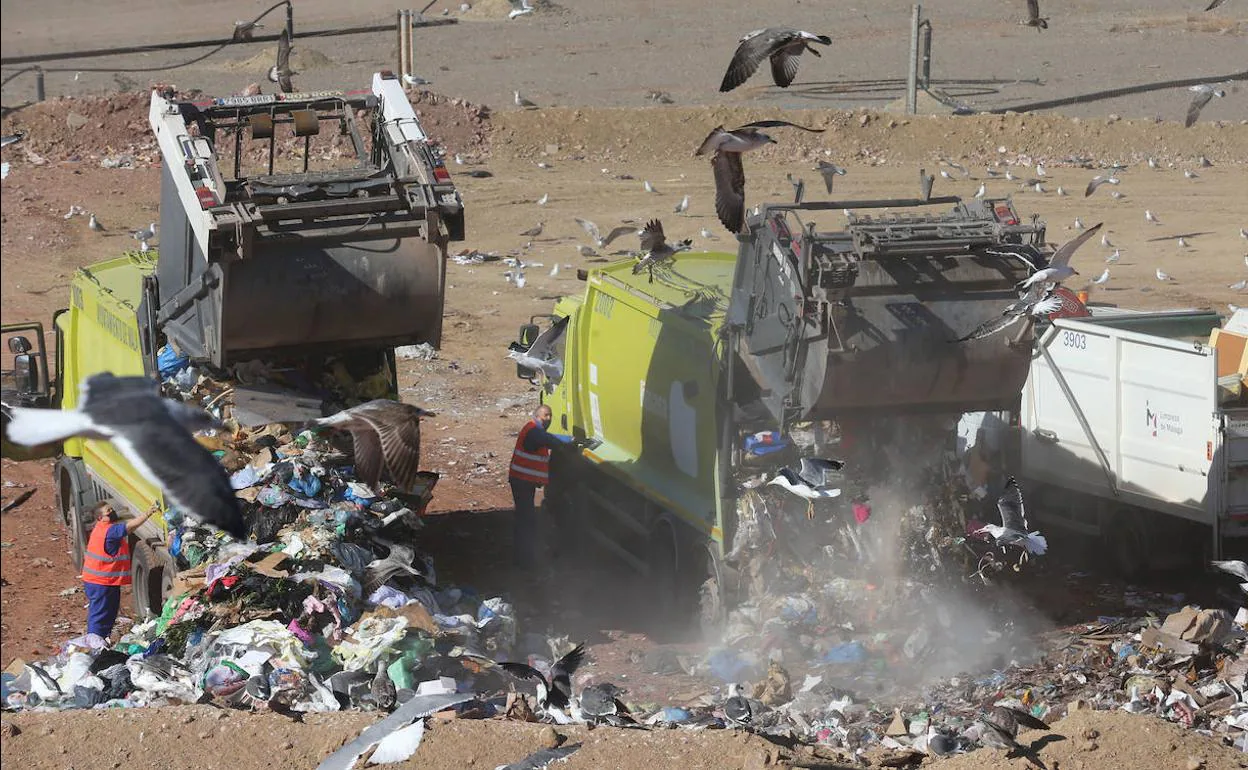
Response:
508,0,534,19
952,290,1063,343
1213,560,1248,594
696,120,825,233
814,161,847,193
1186,83,1226,128
767,458,845,519
632,219,692,279
1084,175,1120,197
974,476,1047,558
1205,0,1229,8
499,643,586,718
232,20,264,43
719,28,832,92
1022,0,1049,30
4,373,245,538
314,400,435,494
268,29,295,93
574,217,637,249
1014,222,1102,294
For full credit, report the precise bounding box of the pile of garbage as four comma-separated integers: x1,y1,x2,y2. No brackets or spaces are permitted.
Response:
0,348,525,720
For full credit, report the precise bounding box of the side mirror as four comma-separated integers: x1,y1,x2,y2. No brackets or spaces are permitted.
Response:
7,336,31,354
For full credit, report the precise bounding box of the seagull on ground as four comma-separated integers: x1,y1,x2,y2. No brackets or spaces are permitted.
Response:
1184,169,1199,180
579,683,633,726
767,457,845,519
1100,233,1113,248
508,0,534,19
4,373,245,538
1145,210,1160,224
1156,267,1173,281
723,683,767,729
1106,249,1121,264
631,219,692,280
499,643,586,722
974,476,1047,561
952,289,1063,344
674,194,690,214
1056,186,1068,196
1186,83,1226,127
132,222,156,251
719,28,832,92
696,120,824,233
536,193,549,206
814,161,847,193
268,29,295,93
88,214,105,232
1091,268,1110,285
514,91,537,108
643,180,658,194
314,400,435,494
974,183,987,199
519,222,544,237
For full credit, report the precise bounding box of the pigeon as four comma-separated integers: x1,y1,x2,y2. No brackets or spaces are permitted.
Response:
974,183,987,199
579,683,631,725
514,91,537,108
1145,210,1160,224
1022,0,1049,30
268,29,295,93
500,643,586,714
508,0,534,19
1186,83,1226,128
631,219,693,279
814,161,847,193
519,223,544,237
88,214,105,232
674,194,690,214
1156,267,1173,281
314,400,435,494
719,28,832,92
1084,175,1121,197
786,173,806,204
696,121,824,233
767,462,844,519
4,373,245,538
919,169,935,201
1091,268,1110,285
574,218,637,248
232,20,263,43
952,290,1063,343
974,476,1047,556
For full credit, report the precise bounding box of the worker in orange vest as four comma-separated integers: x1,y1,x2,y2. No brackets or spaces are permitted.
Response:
82,499,158,641
509,404,573,568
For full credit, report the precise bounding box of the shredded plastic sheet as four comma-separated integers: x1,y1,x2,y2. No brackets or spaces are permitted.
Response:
315,692,473,770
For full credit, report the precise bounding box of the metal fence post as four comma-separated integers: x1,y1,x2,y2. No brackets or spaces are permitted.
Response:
35,67,46,102
919,20,932,90
396,10,405,77
906,4,921,115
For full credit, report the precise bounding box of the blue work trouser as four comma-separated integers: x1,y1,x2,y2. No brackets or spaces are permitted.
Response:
509,478,540,569
84,582,122,639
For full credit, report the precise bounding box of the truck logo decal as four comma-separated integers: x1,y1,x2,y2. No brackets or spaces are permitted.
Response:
96,305,140,351
1145,400,1183,437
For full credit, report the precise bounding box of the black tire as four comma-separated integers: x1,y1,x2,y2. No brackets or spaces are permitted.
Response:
648,523,683,626
131,540,172,620
56,459,95,569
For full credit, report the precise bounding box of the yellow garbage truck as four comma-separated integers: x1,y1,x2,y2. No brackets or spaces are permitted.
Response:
1,72,463,616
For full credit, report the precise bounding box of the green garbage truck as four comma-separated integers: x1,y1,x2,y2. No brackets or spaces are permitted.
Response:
512,196,1054,626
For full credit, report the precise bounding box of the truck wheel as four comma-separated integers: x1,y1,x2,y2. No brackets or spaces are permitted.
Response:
131,540,171,620
56,460,95,569
698,546,727,641
649,523,682,627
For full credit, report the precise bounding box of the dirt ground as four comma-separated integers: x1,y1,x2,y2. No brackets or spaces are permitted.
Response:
3,1,1248,767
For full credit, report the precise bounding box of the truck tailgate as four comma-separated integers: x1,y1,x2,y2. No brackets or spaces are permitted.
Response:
1022,315,1218,524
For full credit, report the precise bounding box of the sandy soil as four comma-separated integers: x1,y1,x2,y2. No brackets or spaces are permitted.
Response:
2,1,1248,766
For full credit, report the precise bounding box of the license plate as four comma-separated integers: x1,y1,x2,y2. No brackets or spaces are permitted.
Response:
217,94,276,107
279,90,344,102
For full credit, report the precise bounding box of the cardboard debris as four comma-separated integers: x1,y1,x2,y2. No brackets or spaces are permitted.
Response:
250,551,292,578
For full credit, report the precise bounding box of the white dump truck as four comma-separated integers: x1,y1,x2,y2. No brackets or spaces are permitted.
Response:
1016,307,1248,575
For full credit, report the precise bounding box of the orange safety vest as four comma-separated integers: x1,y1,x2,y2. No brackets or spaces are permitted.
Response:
82,520,131,586
509,420,551,486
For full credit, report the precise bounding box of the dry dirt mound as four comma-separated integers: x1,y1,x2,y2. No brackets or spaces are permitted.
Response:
489,106,1248,170
458,0,569,22
222,45,337,72
0,705,1239,770
0,90,492,165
